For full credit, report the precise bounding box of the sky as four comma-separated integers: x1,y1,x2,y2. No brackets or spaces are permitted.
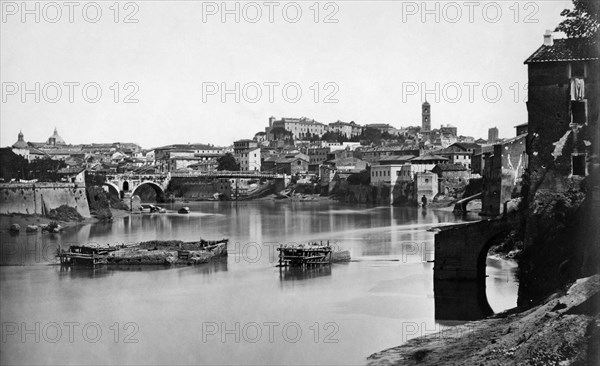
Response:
0,0,573,149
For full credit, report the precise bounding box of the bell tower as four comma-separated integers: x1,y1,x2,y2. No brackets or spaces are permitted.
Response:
422,101,431,132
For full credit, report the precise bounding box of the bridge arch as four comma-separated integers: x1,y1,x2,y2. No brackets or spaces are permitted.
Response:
434,217,518,281
103,182,120,198
433,218,518,320
131,181,165,202
476,229,514,283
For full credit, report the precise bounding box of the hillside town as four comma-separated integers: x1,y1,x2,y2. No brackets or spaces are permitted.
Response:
1,1,599,364
2,99,528,216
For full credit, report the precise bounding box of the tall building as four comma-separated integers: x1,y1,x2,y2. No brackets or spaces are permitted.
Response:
524,32,598,183
488,127,499,144
422,101,431,132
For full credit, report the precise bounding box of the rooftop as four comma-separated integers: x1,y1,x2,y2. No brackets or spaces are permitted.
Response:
451,142,481,151
524,37,599,64
432,163,468,172
154,143,217,151
378,155,416,162
410,154,448,162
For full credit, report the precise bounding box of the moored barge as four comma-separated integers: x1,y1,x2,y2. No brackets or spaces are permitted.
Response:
277,242,334,267
57,239,228,267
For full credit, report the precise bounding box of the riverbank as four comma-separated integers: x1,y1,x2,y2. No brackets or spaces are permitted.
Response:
0,213,95,232
0,208,149,233
367,274,599,365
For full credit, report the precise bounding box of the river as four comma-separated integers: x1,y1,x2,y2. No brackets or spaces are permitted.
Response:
0,201,518,365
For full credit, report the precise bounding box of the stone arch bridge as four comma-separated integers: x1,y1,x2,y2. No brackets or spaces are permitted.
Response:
104,173,171,200
101,171,287,201
433,214,521,282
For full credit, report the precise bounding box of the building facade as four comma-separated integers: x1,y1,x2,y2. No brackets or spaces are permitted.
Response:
524,33,598,190
237,147,261,171
271,117,327,140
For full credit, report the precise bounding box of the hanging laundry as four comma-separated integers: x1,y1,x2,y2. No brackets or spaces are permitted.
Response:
570,78,585,100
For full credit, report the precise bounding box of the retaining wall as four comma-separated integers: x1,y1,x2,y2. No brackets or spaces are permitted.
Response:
0,183,91,218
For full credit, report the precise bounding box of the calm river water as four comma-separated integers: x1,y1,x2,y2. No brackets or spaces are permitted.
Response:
0,202,518,365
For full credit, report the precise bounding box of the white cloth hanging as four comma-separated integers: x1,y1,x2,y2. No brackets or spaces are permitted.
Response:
570,78,585,101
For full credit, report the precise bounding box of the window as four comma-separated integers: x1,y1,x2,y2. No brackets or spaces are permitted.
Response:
572,154,586,176
570,62,587,78
572,100,588,124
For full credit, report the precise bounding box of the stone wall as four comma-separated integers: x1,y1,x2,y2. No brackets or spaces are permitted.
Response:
481,135,527,216
0,182,91,218
335,181,415,205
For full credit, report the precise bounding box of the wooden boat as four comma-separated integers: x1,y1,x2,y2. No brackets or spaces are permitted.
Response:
277,242,333,267
57,244,119,266
178,207,190,214
57,239,228,267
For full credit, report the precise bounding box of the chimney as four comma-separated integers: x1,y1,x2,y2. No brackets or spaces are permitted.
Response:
543,30,553,46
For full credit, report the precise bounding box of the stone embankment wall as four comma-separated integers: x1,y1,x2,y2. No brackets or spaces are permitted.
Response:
0,183,91,218
167,176,278,200
334,182,416,205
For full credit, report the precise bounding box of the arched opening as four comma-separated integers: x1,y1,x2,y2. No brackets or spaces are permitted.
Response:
122,181,130,192
434,279,493,323
131,182,165,203
478,230,519,314
102,183,120,199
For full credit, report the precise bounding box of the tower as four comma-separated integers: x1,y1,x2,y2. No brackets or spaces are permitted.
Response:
488,127,499,144
422,101,431,132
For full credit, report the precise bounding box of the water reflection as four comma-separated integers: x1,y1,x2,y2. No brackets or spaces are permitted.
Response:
434,279,493,325
181,258,228,276
56,264,115,279
54,258,229,280
434,256,519,324
278,264,333,282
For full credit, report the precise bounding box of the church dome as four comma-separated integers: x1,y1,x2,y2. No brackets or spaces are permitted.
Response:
12,131,28,149
47,127,66,145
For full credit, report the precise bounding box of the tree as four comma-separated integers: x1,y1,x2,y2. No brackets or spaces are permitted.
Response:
347,170,371,186
555,0,599,38
321,131,348,143
217,153,240,171
270,127,293,141
358,128,383,145
0,148,27,181
0,149,66,181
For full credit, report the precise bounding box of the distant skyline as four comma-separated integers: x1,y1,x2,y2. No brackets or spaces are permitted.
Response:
1,1,572,149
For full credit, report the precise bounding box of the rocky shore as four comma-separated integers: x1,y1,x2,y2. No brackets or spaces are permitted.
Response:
367,275,599,366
